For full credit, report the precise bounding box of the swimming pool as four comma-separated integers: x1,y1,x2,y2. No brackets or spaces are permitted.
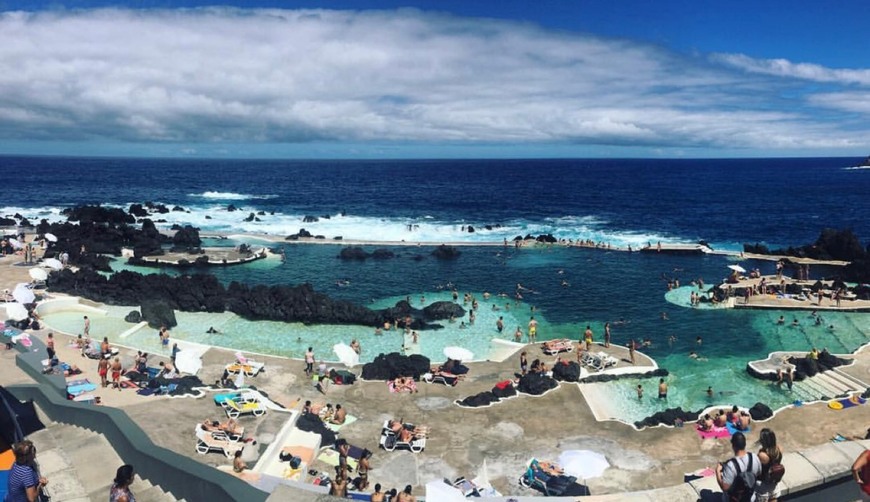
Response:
38,291,535,364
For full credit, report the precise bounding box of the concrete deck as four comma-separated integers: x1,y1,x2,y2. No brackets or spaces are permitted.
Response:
138,247,269,267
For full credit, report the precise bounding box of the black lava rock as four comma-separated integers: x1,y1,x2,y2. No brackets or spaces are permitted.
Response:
140,300,177,329
634,407,701,429
124,311,142,323
748,402,773,421
517,372,558,395
431,245,461,260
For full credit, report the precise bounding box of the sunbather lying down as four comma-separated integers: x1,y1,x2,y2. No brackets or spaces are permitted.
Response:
531,459,563,477
387,420,429,442
202,418,244,437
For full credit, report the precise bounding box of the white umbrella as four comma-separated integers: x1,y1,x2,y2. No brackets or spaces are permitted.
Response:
175,349,202,376
7,238,22,249
728,264,747,274
4,303,29,321
443,346,474,362
12,284,35,305
333,343,359,367
558,450,610,480
44,233,57,242
425,480,466,502
234,369,246,389
29,268,48,281
42,258,63,271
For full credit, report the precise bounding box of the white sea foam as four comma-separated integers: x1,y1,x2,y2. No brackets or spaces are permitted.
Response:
189,191,277,200
3,201,698,249
843,166,870,170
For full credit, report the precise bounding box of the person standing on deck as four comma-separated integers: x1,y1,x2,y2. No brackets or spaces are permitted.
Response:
528,316,538,343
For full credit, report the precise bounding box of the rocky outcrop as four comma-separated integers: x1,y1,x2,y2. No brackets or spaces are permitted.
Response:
124,311,142,323
361,353,431,381
337,247,396,260
517,372,558,395
422,301,465,321
634,407,701,429
749,402,773,421
62,205,135,225
552,361,582,382
580,368,668,383
171,225,201,250
140,300,177,329
431,245,461,260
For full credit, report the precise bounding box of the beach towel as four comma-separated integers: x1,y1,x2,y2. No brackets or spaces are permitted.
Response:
317,448,359,471
67,382,97,396
828,396,866,410
325,415,358,432
683,467,715,483
696,426,730,439
725,422,750,435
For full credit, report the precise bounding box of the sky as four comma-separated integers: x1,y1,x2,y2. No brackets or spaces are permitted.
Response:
0,1,868,159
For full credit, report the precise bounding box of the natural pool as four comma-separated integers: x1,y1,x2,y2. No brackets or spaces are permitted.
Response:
51,242,870,425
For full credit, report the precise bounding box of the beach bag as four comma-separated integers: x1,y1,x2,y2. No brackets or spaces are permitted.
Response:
764,462,785,485
727,453,757,502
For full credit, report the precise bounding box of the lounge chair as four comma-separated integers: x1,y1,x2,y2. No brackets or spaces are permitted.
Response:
595,352,618,369
194,424,243,458
225,360,265,377
422,371,461,386
379,420,427,453
542,339,573,356
518,458,588,497
224,396,267,419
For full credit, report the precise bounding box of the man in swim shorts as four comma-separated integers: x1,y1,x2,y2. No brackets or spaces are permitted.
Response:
658,378,668,399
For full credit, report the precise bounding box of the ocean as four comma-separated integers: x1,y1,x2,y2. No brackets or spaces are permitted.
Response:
7,154,870,424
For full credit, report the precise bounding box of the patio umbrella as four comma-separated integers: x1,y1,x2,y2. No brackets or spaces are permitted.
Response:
558,450,609,480
12,284,35,305
42,258,63,271
234,369,246,388
175,349,202,376
44,233,57,242
727,264,747,274
333,343,359,367
4,303,29,321
425,480,466,502
29,268,48,281
443,346,474,362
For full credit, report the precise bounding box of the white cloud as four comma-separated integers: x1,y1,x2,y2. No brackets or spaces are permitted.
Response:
0,8,867,151
712,53,870,86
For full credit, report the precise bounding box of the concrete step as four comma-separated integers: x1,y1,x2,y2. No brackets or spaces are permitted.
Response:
793,381,824,401
830,369,867,391
800,376,834,399
52,425,127,490
814,373,851,396
136,484,173,502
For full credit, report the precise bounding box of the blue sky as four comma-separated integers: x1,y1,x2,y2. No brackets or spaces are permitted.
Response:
0,0,868,158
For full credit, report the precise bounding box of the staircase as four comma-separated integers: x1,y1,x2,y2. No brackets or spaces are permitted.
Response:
791,368,868,403
27,421,183,502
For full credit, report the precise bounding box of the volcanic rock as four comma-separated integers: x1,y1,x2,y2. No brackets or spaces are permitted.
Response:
140,300,177,329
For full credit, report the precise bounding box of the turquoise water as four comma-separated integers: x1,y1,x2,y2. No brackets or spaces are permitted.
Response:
50,244,870,424
41,291,539,364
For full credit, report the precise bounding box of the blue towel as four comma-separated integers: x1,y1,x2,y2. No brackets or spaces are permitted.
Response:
726,422,750,435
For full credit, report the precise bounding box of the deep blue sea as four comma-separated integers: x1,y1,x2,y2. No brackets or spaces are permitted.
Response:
7,155,870,423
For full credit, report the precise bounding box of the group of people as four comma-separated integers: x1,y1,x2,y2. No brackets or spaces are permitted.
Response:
716,429,783,502
697,405,752,432
4,440,137,502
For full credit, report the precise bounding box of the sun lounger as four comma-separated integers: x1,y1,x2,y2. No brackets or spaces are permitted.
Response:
194,424,243,458
379,420,427,453
422,371,461,386
541,339,573,356
225,396,267,419
225,360,265,377
518,458,589,497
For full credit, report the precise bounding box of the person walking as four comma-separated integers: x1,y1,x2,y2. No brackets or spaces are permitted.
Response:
304,347,314,376
109,464,136,502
